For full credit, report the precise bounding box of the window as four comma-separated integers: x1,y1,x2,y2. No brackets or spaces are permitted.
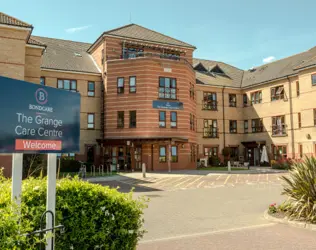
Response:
159,146,166,162
244,120,248,133
296,81,300,97
229,94,237,107
298,112,301,129
229,147,238,159
117,111,124,128
159,111,166,128
252,119,263,133
171,146,178,162
190,114,193,130
314,109,316,126
299,144,303,158
243,94,248,106
122,47,143,59
229,120,237,134
271,85,284,101
40,77,45,86
171,112,177,128
203,92,217,110
193,115,195,131
129,76,136,93
190,144,196,162
57,79,77,92
117,77,124,94
88,81,95,96
312,74,316,86
87,113,95,129
272,116,286,136
159,77,177,99
272,145,287,160
204,147,218,156
129,111,136,128
251,91,262,105
203,119,218,138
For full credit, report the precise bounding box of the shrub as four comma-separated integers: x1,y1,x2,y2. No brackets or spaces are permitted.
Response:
281,157,316,223
0,173,147,250
209,156,220,166
271,158,292,170
268,203,277,214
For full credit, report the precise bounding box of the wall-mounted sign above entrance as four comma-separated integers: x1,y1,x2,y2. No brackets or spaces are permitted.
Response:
152,100,184,110
0,76,80,153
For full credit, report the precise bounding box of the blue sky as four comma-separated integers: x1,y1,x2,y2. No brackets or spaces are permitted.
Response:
3,0,316,69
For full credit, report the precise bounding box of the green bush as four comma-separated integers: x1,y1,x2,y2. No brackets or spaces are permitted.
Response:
0,173,147,250
209,156,220,166
281,157,316,223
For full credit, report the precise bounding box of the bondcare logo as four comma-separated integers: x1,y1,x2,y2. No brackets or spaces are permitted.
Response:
30,88,53,112
35,88,48,105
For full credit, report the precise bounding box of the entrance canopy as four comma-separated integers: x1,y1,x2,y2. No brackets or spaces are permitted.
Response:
241,141,266,148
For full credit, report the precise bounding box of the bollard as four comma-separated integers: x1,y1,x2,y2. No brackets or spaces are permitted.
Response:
142,163,146,178
117,164,120,173
228,161,231,173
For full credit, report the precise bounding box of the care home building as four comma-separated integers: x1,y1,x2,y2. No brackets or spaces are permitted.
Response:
1,11,316,176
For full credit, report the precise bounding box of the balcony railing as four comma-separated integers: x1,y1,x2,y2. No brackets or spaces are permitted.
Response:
203,101,217,111
107,52,193,69
272,124,287,136
252,126,264,133
203,128,218,138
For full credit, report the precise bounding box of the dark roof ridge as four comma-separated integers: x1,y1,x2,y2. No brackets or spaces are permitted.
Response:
32,35,92,46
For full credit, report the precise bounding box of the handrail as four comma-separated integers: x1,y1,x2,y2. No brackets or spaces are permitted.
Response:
107,52,194,70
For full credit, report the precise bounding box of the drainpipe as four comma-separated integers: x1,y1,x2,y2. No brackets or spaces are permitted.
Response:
222,87,226,148
287,76,295,158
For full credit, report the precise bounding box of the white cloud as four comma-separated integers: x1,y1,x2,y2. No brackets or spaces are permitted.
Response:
262,56,276,63
65,25,91,34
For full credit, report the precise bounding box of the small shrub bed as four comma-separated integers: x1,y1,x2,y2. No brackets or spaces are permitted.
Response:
271,158,293,170
0,170,147,250
268,157,316,224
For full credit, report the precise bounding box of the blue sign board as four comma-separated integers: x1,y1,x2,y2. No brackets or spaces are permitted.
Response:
152,100,184,110
0,76,80,153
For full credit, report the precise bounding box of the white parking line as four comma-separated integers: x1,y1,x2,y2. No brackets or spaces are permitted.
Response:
235,174,239,183
216,175,222,181
224,175,231,185
174,177,193,188
139,223,275,244
185,176,204,188
197,181,205,188
257,174,261,182
150,177,173,186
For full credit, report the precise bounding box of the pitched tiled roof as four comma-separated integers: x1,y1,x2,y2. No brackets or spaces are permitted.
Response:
241,46,316,88
0,12,32,28
90,24,195,51
27,37,46,47
193,58,244,88
32,36,100,74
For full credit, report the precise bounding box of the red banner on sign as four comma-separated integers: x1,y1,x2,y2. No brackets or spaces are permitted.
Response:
15,139,62,151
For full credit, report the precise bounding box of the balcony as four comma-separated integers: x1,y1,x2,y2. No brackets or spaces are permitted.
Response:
203,101,217,111
107,52,192,68
252,126,264,133
271,124,287,137
203,128,218,138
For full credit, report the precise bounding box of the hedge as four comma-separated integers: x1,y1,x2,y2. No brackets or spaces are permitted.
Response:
0,171,147,250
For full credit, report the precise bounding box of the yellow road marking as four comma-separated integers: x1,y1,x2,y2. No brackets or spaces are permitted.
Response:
224,175,231,185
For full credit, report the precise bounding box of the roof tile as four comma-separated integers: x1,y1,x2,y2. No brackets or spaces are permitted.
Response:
0,12,32,28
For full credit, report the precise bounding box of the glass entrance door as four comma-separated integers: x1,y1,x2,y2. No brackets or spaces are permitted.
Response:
134,146,142,170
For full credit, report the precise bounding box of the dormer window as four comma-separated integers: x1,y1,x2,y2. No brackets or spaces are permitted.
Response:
194,63,208,72
210,65,225,74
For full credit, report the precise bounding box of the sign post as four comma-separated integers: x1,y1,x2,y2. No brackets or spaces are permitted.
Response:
46,153,57,249
11,153,23,204
0,76,80,250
